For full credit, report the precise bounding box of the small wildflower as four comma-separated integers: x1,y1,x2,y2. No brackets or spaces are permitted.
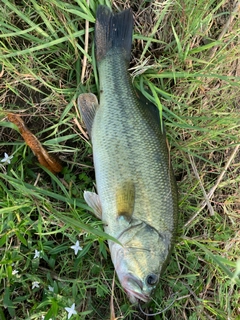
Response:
1,153,13,164
33,249,41,259
32,281,40,289
65,303,77,319
70,240,82,255
48,285,54,292
12,269,19,275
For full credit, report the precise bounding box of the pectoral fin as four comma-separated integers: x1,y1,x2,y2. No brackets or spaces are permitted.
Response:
77,93,99,139
84,191,102,219
116,181,135,221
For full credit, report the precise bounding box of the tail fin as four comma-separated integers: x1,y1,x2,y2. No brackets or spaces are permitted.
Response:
95,5,133,63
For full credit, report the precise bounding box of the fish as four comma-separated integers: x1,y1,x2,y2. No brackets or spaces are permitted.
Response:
77,5,178,304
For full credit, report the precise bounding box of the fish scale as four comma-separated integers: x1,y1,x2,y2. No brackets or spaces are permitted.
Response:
95,57,175,233
78,5,178,304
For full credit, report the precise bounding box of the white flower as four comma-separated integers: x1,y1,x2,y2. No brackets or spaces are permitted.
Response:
48,285,54,292
32,281,40,289
65,303,77,319
1,153,13,164
70,241,82,255
34,249,41,259
12,269,19,275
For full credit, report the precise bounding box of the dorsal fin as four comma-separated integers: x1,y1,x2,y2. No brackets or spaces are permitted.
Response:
77,93,99,139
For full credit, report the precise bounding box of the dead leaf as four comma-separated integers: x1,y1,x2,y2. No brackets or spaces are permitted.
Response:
8,113,62,174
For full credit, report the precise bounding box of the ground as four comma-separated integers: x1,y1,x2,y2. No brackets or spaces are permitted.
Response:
0,0,239,319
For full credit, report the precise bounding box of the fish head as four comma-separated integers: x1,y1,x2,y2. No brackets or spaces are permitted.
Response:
115,256,159,304
110,221,171,304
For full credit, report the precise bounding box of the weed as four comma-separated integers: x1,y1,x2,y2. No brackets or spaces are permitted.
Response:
0,0,239,319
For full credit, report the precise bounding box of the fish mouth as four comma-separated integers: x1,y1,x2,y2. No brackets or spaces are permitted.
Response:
121,274,151,304
124,287,150,304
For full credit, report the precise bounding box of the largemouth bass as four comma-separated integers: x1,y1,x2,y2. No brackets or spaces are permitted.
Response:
78,5,178,304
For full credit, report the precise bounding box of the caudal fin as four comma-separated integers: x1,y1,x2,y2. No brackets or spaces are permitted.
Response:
95,5,133,63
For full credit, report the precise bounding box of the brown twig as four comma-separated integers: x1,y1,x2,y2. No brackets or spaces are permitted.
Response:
110,271,116,320
73,117,89,140
0,64,4,77
81,0,90,83
209,0,240,59
185,144,240,227
189,155,214,216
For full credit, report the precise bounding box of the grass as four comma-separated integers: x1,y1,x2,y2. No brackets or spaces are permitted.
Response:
0,0,240,319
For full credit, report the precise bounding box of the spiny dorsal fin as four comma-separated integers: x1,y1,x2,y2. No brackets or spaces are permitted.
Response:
116,181,135,221
77,93,99,139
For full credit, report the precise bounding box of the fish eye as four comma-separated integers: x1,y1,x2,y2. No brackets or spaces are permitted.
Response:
146,273,158,286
